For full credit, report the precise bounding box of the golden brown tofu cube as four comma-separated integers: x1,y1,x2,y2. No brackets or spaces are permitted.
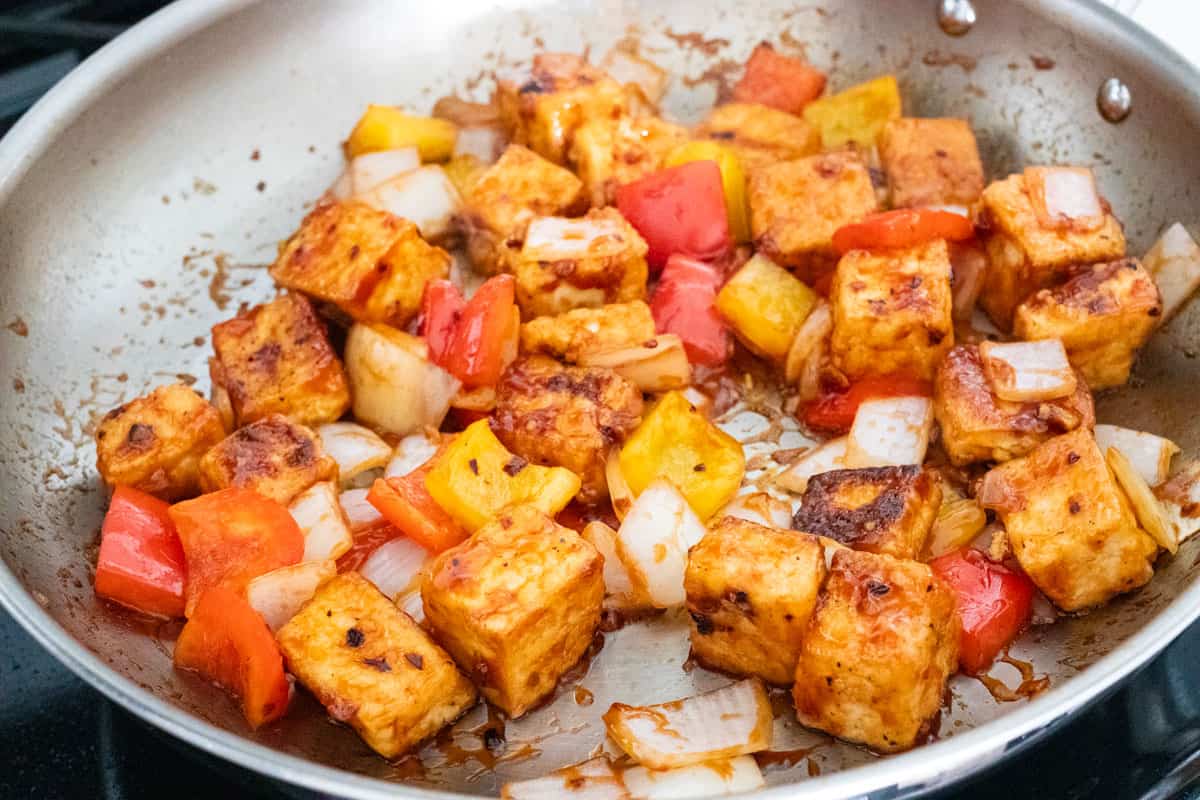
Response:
792,549,959,753
829,239,954,382
198,414,336,504
94,384,226,500
511,208,649,318
696,102,822,171
496,52,628,166
491,356,643,504
878,118,985,208
934,344,1095,466
422,505,604,717
792,466,942,560
570,115,690,207
685,518,826,685
1013,258,1163,390
519,300,656,362
458,144,586,275
978,172,1126,330
276,573,476,758
748,150,878,281
269,199,450,328
978,428,1158,612
208,293,350,429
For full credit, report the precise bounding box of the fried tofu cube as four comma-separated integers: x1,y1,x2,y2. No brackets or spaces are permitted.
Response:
569,115,690,207
696,103,822,171
276,573,476,758
208,293,350,429
491,356,644,504
829,239,954,382
95,384,226,500
934,345,1095,466
519,300,656,362
511,208,649,318
458,144,586,274
748,150,878,281
878,118,985,208
792,466,942,560
422,506,604,717
978,428,1158,612
685,518,826,685
792,549,959,753
978,171,1126,329
1013,258,1163,390
198,414,336,504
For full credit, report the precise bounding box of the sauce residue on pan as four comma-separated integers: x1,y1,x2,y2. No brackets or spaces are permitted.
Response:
975,652,1051,702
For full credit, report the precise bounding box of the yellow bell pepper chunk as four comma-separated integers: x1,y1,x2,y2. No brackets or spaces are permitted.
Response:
802,75,901,150
619,391,745,519
424,419,581,531
716,254,817,361
664,141,751,243
346,105,458,162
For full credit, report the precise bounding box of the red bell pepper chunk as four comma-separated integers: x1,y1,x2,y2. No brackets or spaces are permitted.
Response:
443,274,519,389
419,279,465,367
732,43,827,115
650,255,731,367
366,468,468,553
832,208,975,255
616,161,732,270
169,488,305,617
94,486,187,618
802,374,932,434
174,585,291,728
930,548,1036,675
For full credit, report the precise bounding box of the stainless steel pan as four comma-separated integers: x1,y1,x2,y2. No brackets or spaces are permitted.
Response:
3,1,1200,797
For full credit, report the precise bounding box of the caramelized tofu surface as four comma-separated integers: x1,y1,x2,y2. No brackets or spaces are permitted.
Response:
878,118,985,208
978,428,1158,612
422,506,604,717
697,102,822,171
198,414,336,504
276,573,477,758
209,293,350,428
1013,258,1163,389
491,356,643,503
829,239,954,382
934,345,1095,466
792,466,942,560
792,549,959,753
95,383,226,500
685,518,827,685
570,115,689,207
519,300,656,362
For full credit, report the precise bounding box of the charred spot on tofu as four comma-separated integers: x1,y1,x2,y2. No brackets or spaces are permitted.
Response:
519,300,657,362
934,345,1095,466
209,293,350,428
94,383,226,500
978,428,1158,612
792,549,959,753
792,466,942,560
269,199,451,328
198,413,336,504
685,518,826,685
569,115,690,207
829,239,954,382
878,118,985,208
276,572,477,759
492,356,643,503
421,505,605,717
1013,258,1162,390
696,102,822,171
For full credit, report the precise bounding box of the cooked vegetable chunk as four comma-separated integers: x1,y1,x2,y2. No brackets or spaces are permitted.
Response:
345,323,460,436
977,339,1077,402
686,518,826,685
1013,258,1163,389
614,479,706,608
519,300,656,362
277,572,477,757
617,162,732,270
664,140,752,242
801,74,902,150
569,115,689,207
95,486,187,618
422,506,603,717
845,396,934,468
792,548,959,753
95,383,226,500
696,103,821,171
1094,424,1179,486
716,254,818,360
978,428,1158,612
732,42,827,115
878,118,985,208
345,105,457,161
198,414,337,504
1143,222,1200,323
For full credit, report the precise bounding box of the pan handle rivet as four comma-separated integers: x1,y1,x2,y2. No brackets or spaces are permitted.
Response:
937,0,976,36
1098,77,1132,123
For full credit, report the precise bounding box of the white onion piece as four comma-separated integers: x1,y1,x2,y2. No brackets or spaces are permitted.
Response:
289,482,354,562
621,756,765,799
359,165,462,241
349,147,420,195
399,588,425,624
578,334,691,393
385,433,440,479
345,323,460,436
784,300,832,385
359,536,430,600
1030,590,1058,626
502,758,629,800
1155,461,1200,544
1144,222,1200,323
797,334,827,404
818,536,848,570
606,448,636,522
602,679,773,770
317,422,393,486
680,387,714,418
524,215,627,260
979,339,1077,402
581,520,647,610
950,241,988,322
775,437,848,494
1024,166,1104,230
339,487,387,533
454,126,505,163
246,560,336,632
329,170,353,200
845,396,933,468
614,480,705,608
600,48,669,104
1106,446,1177,554
718,492,793,530
451,384,497,413
923,204,971,219
1094,424,1179,486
